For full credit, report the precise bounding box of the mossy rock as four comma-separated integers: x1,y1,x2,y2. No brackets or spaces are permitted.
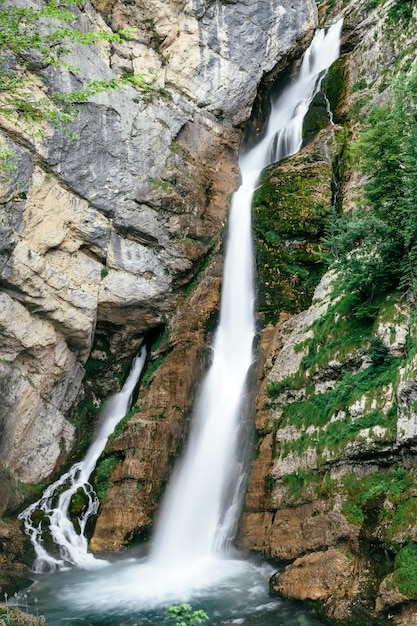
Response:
302,91,332,145
253,152,333,324
93,453,124,501
302,56,347,145
321,56,348,123
70,487,90,516
389,544,417,598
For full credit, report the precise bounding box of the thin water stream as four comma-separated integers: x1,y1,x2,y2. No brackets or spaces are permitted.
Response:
19,347,147,572
18,20,342,626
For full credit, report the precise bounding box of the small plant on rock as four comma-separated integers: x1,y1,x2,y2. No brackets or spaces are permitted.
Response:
165,604,209,626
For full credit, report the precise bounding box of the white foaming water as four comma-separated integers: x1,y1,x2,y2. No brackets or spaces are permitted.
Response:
22,21,342,623
18,346,147,573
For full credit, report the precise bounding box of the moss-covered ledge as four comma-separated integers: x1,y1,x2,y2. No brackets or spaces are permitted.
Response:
253,126,343,325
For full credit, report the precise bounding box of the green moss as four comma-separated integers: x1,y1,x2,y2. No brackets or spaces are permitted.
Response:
352,79,369,93
69,487,89,517
278,404,395,462
253,161,333,324
108,404,139,440
302,92,332,144
93,454,123,500
168,141,189,158
281,469,311,500
349,95,371,120
147,177,175,193
342,501,365,526
265,282,416,484
345,470,409,505
321,56,347,123
17,480,46,500
387,498,417,541
391,544,417,596
281,468,325,501
366,0,383,8
386,0,414,23
270,289,405,398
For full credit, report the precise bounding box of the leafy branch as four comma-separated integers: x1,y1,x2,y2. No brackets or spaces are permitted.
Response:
165,604,209,626
0,0,157,143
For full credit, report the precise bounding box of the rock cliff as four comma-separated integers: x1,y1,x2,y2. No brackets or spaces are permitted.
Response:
3,0,417,623
237,1,417,624
0,0,320,581
0,0,317,500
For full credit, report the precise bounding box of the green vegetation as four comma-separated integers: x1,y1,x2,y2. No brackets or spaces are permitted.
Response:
16,480,46,501
165,604,209,626
255,10,417,617
280,468,334,503
94,453,122,500
279,466,417,578
0,146,17,173
0,0,156,153
109,402,139,440
263,70,417,482
386,0,415,22
343,470,411,510
387,498,417,542
265,65,417,468
253,159,333,324
148,178,176,193
324,65,417,312
252,58,348,326
391,544,417,596
265,284,412,470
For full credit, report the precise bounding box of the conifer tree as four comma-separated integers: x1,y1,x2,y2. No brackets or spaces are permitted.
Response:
325,64,417,309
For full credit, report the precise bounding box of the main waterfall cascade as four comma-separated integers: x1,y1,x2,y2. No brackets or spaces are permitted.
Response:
149,17,343,566
19,20,342,625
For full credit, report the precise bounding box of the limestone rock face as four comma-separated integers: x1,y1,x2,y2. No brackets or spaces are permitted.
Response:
91,0,318,125
0,293,79,484
239,498,358,561
91,255,224,550
238,0,417,622
271,549,369,622
0,0,317,490
271,548,354,601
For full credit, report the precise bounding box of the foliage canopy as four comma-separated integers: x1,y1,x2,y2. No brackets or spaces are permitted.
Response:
0,0,155,151
324,64,417,313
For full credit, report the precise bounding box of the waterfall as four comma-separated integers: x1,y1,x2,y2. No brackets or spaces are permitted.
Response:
15,23,344,625
149,19,343,566
18,346,147,573
18,22,342,609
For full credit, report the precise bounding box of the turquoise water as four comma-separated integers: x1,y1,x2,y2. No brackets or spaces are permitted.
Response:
19,552,326,626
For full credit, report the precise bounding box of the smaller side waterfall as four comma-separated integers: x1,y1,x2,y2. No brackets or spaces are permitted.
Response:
18,346,147,573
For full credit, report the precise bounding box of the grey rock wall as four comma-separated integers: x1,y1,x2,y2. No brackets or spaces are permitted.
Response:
0,0,316,493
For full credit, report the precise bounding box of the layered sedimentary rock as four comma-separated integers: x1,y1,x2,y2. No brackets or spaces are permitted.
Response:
0,0,317,502
90,253,225,550
238,1,417,623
